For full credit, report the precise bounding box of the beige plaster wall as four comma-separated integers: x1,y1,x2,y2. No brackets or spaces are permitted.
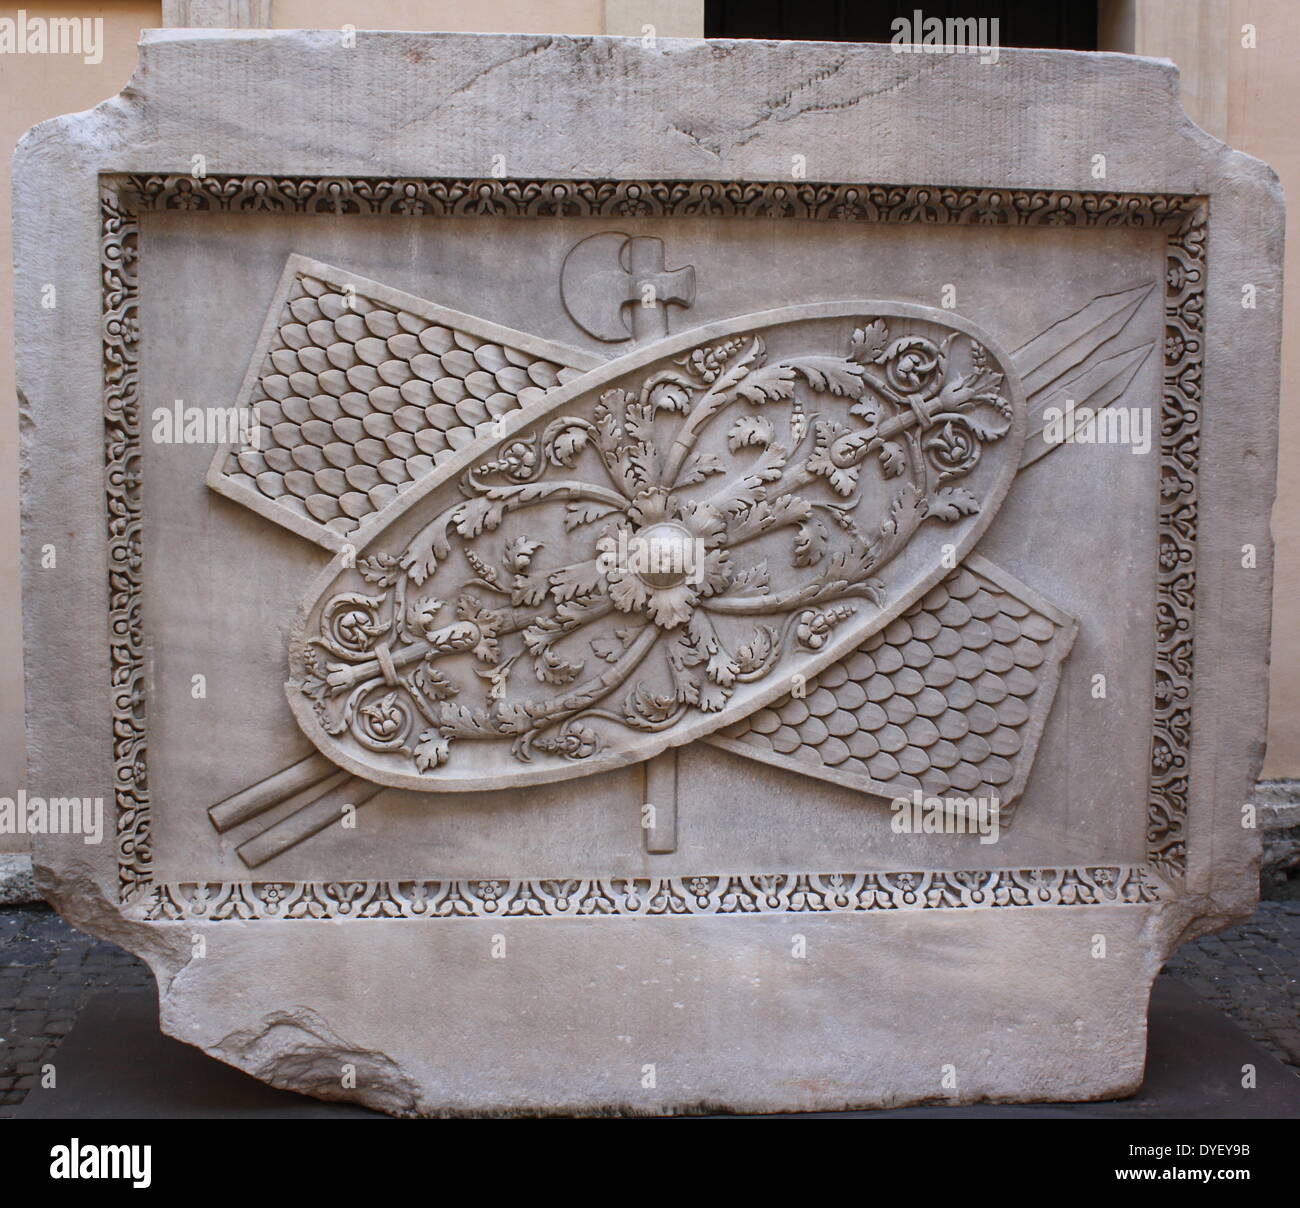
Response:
272,0,603,34
1226,1,1300,777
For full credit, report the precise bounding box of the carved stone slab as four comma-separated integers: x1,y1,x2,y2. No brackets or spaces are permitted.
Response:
15,32,1281,1116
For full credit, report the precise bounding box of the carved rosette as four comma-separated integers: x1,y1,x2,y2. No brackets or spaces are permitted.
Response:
286,304,1026,789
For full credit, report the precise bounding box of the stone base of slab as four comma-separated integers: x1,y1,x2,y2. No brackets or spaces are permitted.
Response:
113,905,1175,1117
15,978,1300,1118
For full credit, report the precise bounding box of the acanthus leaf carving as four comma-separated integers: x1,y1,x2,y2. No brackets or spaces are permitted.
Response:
287,306,1023,787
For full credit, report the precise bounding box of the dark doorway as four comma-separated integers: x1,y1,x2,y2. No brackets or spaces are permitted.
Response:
704,1,1099,51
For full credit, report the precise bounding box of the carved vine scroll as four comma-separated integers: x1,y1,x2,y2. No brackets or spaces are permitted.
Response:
288,309,1023,787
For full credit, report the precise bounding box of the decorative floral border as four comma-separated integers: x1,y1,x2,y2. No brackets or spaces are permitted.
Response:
99,174,1203,915
146,866,1161,922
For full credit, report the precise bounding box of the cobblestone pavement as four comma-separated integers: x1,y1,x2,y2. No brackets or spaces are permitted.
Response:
1,900,1297,1115
1163,900,1300,1074
0,905,153,1116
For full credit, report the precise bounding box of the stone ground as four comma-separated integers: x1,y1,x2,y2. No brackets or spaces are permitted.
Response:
1163,900,1300,1075
0,900,1297,1116
0,905,153,1115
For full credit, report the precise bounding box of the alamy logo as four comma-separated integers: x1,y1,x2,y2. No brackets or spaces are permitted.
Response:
49,1139,151,1188
890,9,1000,65
0,790,104,844
595,525,707,588
890,788,1001,844
0,11,103,64
1041,401,1152,455
151,400,261,447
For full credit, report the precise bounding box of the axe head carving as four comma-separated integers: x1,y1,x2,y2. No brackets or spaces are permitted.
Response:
560,231,696,342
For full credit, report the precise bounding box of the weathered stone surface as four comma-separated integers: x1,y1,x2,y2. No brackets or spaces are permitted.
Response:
0,854,36,906
15,31,1282,1114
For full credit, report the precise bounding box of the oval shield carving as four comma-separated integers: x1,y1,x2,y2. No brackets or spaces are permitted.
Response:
286,302,1026,790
